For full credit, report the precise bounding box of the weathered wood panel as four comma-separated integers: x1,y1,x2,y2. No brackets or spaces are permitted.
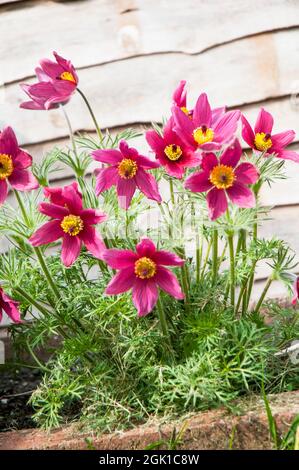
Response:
1,0,299,85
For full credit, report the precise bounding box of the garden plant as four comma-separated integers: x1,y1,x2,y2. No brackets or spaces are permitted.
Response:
0,52,298,433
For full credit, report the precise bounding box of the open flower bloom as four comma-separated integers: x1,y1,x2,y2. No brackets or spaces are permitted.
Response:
185,140,259,220
172,92,240,152
291,277,299,305
30,183,107,267
241,108,299,163
0,126,38,204
92,140,162,209
20,51,78,110
0,288,22,324
103,238,185,316
146,118,200,178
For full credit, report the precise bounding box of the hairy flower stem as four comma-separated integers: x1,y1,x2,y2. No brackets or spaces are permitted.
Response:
169,179,175,206
212,229,218,284
195,233,202,283
13,189,30,227
200,238,212,280
254,276,273,314
60,104,78,159
156,295,172,351
246,260,257,310
77,88,103,141
227,233,235,308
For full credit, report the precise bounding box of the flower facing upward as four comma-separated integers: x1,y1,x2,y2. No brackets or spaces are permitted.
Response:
0,126,38,204
172,92,240,152
91,140,162,209
185,140,259,220
30,183,107,267
146,118,200,179
241,108,299,163
103,238,185,316
20,51,78,110
0,288,22,324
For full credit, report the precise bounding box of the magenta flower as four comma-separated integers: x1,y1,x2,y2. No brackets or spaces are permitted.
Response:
0,288,22,324
30,183,107,267
185,140,259,220
103,238,185,316
172,92,240,152
0,126,38,204
291,277,299,305
20,51,78,110
241,108,299,163
146,118,200,178
92,140,162,209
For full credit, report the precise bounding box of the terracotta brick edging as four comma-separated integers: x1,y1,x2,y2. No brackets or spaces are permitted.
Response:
0,391,298,450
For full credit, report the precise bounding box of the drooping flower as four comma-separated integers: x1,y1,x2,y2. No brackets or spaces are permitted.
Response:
0,288,22,324
146,118,200,178
241,108,299,163
172,92,240,152
91,140,162,209
103,238,185,316
185,140,259,220
20,51,78,110
30,183,107,267
0,126,38,204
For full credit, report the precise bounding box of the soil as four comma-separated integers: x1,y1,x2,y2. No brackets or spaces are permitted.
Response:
0,367,41,432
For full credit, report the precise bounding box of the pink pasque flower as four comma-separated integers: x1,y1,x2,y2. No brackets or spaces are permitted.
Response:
103,238,185,316
146,118,200,179
30,183,107,267
241,108,299,163
0,288,22,324
20,51,78,110
185,140,259,220
0,126,38,204
291,277,299,305
172,81,225,124
92,140,162,209
172,92,240,152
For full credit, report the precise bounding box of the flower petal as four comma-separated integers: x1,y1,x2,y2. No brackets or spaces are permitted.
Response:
193,93,212,127
213,110,240,144
13,150,33,170
136,155,160,170
226,182,255,208
8,169,38,191
95,166,118,195
206,187,228,220
145,130,165,154
81,209,107,225
172,80,187,107
30,220,62,246
105,267,135,295
155,266,184,299
2,298,21,323
201,152,218,172
184,171,212,193
39,202,69,219
235,163,259,185
271,130,295,149
102,249,138,269
276,149,299,163
254,108,274,134
0,126,19,157
92,149,122,164
61,235,81,267
220,139,242,167
132,278,158,316
241,114,255,148
80,226,105,259
135,168,162,203
117,178,136,210
153,250,185,266
0,179,8,205
136,237,156,257
172,106,196,148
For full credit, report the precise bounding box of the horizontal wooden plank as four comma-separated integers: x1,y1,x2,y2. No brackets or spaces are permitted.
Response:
2,28,299,146
1,0,299,85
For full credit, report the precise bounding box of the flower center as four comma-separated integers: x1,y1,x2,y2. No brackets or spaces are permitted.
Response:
254,132,272,152
118,158,138,179
134,257,157,279
0,153,13,180
60,71,76,83
164,144,183,161
209,164,236,190
193,125,214,146
60,215,84,236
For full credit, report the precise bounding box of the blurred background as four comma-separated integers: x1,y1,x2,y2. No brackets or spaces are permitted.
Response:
0,0,299,301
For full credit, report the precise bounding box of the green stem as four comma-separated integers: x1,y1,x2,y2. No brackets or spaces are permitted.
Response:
254,276,273,314
200,238,212,280
33,247,61,301
169,179,175,206
156,295,172,349
212,229,218,284
246,260,257,310
60,104,78,159
14,190,30,227
181,265,190,309
228,233,235,307
77,88,103,141
26,340,51,373
195,233,202,284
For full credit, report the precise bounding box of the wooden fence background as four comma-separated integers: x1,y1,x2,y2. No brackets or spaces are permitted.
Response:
1,0,299,304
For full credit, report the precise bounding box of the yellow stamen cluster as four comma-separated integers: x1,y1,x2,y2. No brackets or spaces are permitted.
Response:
164,144,183,161
209,164,235,190
60,71,76,83
61,215,84,236
118,158,138,179
193,126,214,146
254,132,272,152
0,153,13,180
134,257,157,279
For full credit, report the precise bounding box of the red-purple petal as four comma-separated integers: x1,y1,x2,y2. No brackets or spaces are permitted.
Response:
61,235,82,267
136,238,156,257
105,267,135,295
102,249,138,269
226,182,255,208
8,169,38,191
95,166,118,195
271,130,295,149
117,178,136,210
132,279,158,317
235,163,259,185
220,139,242,167
39,202,69,219
241,114,255,148
185,171,212,193
193,93,212,127
80,226,106,259
254,108,274,134
0,126,19,157
135,168,162,203
206,187,228,220
155,266,184,299
153,250,185,266
92,149,122,164
30,220,62,246
0,179,8,205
